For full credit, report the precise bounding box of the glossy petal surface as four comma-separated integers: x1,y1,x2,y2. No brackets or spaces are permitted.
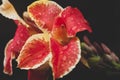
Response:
28,0,62,32
3,21,30,75
51,37,81,78
62,6,92,37
4,40,13,75
17,34,51,69
12,21,30,56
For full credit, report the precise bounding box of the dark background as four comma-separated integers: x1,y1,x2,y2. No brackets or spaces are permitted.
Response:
0,0,120,80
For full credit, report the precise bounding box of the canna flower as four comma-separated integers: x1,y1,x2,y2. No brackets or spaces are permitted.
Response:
0,0,92,80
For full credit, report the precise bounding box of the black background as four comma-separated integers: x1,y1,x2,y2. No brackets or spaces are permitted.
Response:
0,0,120,80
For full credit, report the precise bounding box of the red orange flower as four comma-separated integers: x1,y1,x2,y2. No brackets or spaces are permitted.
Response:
0,0,92,80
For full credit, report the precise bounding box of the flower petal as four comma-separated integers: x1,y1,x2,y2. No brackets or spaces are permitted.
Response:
3,21,30,75
3,39,13,75
52,17,70,44
17,33,51,69
61,6,92,37
0,0,28,26
12,21,30,56
23,12,43,34
50,37,81,78
27,0,63,32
